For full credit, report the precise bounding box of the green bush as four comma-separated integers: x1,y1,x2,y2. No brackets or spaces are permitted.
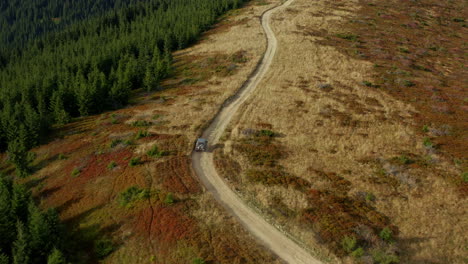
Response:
258,129,275,137
71,168,80,177
147,145,166,158
94,238,114,259
462,172,468,182
110,139,122,148
192,258,206,264
372,249,399,264
129,157,142,167
423,137,433,148
107,161,117,170
341,235,357,253
336,33,359,41
396,155,413,165
164,193,174,205
135,130,149,139
119,186,150,207
132,120,152,127
57,153,67,160
365,192,376,202
379,227,393,242
351,247,364,258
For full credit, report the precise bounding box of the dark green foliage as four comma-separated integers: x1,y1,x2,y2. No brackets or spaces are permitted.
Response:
147,145,166,158
0,179,67,263
131,120,152,127
118,186,150,207
164,193,175,205
371,249,399,264
94,239,114,259
379,227,393,242
0,178,15,254
0,252,8,264
11,184,31,223
12,221,30,264
107,161,117,170
336,33,359,41
47,248,66,264
135,130,149,139
129,157,142,167
193,258,206,264
0,0,248,161
341,235,357,253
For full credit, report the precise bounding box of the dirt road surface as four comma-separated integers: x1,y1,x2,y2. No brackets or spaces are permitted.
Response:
191,1,323,263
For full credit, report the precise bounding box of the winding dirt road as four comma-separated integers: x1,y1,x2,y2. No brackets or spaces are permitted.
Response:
191,1,323,263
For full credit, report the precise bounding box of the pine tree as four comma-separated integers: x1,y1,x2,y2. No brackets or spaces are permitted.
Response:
0,252,9,264
7,125,31,178
12,184,31,223
49,91,71,125
47,248,66,264
0,178,14,254
12,221,30,264
28,201,51,261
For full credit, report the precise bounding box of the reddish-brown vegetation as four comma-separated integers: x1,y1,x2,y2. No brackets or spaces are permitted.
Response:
155,157,201,195
320,0,467,163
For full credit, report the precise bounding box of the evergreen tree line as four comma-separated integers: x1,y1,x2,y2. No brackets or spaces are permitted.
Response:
0,176,67,264
0,0,246,176
0,0,149,66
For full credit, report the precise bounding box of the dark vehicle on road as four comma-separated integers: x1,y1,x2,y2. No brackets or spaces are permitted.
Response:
195,138,208,152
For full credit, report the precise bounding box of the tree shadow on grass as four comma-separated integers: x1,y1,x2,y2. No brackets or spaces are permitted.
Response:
64,205,124,263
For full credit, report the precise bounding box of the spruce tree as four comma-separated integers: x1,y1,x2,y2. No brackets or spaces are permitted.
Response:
0,178,14,254
12,221,30,264
7,125,31,178
0,252,8,264
47,248,66,264
12,184,31,224
49,91,71,125
28,201,50,261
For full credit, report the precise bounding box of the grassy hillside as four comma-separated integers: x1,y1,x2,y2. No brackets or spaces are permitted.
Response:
216,0,466,263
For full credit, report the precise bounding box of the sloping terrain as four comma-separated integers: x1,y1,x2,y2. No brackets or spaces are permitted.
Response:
1,1,288,263
192,0,326,263
215,0,467,263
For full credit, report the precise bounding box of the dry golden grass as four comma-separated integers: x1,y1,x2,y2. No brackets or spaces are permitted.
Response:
217,0,467,263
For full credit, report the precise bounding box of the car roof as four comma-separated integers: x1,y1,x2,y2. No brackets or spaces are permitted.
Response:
196,138,207,143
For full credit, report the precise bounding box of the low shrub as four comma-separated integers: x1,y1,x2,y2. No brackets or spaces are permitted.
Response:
371,249,399,264
423,137,433,148
57,153,67,160
129,157,142,167
118,186,150,207
71,168,80,177
365,192,376,202
336,33,359,41
164,193,175,205
192,258,206,264
351,247,364,258
110,139,122,148
379,227,393,242
94,238,114,259
132,120,152,127
107,161,117,170
147,145,167,158
341,235,357,253
135,130,149,140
